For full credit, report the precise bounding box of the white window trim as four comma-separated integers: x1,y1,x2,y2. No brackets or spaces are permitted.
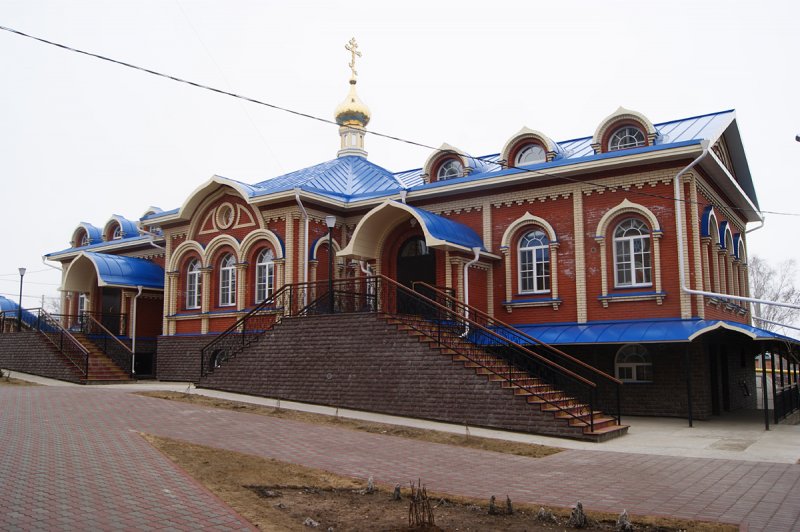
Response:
612,220,652,289
518,231,550,294
615,344,653,383
255,249,275,303
186,260,202,310
594,199,663,307
219,255,236,307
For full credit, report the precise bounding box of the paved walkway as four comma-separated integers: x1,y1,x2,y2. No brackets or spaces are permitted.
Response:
1,385,798,531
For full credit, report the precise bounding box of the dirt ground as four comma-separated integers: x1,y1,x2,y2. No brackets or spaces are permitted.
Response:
145,434,737,532
140,392,737,531
137,390,562,459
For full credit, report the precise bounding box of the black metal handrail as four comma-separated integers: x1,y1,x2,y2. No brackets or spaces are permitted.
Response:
33,309,90,376
200,277,380,377
413,281,623,423
81,314,134,375
196,275,612,429
380,276,601,429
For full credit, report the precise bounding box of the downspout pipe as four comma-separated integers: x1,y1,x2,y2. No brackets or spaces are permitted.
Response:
294,188,309,304
462,247,481,336
674,142,800,311
131,285,142,375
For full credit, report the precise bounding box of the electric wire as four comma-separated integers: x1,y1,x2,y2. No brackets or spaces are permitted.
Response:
1,23,798,220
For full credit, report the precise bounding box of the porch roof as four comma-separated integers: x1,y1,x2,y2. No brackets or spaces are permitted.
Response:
514,318,799,346
75,252,164,290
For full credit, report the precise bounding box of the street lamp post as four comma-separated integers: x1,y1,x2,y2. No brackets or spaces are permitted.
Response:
17,267,26,332
325,215,336,314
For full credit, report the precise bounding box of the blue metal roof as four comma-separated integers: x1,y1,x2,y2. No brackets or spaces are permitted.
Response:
143,109,744,216
46,235,154,258
250,156,404,201
397,110,737,190
401,202,485,251
111,215,139,238
513,318,799,345
79,222,103,245
83,252,164,289
0,296,38,323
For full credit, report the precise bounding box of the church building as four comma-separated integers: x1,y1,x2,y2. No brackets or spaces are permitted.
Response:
15,40,799,439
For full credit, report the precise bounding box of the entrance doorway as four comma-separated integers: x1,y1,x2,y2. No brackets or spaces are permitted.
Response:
101,288,122,334
396,236,436,314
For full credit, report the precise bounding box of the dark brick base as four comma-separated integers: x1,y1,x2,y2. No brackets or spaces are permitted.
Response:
196,313,591,439
0,331,84,383
156,335,210,382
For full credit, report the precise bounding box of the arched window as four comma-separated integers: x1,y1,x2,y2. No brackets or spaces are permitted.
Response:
219,254,236,307
615,344,653,382
518,229,550,293
613,218,651,287
112,224,122,240
608,126,646,151
515,144,546,166
255,249,275,303
80,232,89,247
436,159,463,181
186,259,202,310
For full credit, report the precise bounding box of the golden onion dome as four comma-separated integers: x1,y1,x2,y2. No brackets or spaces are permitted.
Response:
334,79,371,127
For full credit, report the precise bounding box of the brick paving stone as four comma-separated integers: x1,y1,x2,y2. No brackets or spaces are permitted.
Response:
1,386,799,531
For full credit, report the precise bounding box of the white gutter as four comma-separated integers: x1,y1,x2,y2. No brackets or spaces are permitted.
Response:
41,257,62,271
674,142,800,312
461,247,481,336
294,189,309,307
131,285,143,375
138,228,166,250
752,316,800,333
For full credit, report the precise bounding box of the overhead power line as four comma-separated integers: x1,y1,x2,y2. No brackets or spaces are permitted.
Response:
1,23,798,219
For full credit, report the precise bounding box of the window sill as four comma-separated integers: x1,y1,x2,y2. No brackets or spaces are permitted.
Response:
706,297,749,315
598,291,665,308
503,297,562,312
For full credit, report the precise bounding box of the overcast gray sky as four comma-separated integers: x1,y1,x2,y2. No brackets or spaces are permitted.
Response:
1,0,798,320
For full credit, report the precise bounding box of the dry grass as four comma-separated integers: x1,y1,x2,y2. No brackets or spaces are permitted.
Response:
0,372,39,386
137,390,562,458
144,434,739,532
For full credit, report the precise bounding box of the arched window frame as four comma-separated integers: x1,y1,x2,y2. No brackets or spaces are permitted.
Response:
594,199,663,306
513,142,547,166
79,231,90,247
518,228,551,294
591,108,657,154
219,253,237,307
499,213,560,310
612,218,652,288
607,126,647,151
255,248,275,303
111,224,123,240
436,158,464,181
615,344,653,383
185,258,202,310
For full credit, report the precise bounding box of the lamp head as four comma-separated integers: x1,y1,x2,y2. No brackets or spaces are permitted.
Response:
325,215,337,229
18,267,26,277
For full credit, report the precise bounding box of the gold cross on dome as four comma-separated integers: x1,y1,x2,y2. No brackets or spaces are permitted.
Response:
345,37,361,79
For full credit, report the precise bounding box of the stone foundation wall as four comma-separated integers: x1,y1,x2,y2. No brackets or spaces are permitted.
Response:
156,335,210,382
197,313,589,439
0,331,84,383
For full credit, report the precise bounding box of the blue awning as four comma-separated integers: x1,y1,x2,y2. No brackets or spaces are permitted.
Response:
81,252,164,290
513,319,799,345
339,200,491,259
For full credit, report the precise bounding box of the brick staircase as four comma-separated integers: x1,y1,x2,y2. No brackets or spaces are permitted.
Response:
383,314,628,441
199,312,627,441
71,333,133,384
